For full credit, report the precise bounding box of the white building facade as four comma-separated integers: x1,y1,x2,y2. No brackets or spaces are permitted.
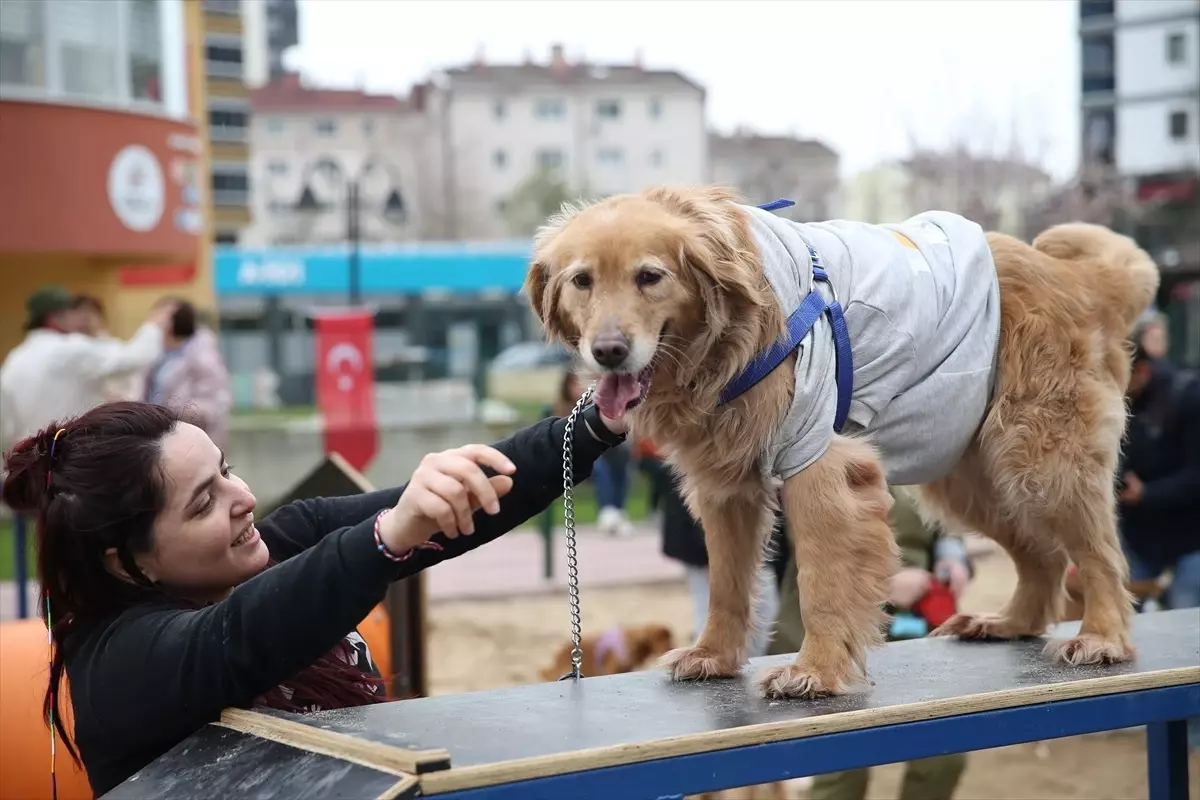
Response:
426,45,708,240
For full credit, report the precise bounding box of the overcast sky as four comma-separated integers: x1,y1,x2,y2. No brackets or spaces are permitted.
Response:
290,0,1081,180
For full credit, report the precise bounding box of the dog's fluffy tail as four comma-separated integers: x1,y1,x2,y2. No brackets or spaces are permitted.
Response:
1031,223,1160,334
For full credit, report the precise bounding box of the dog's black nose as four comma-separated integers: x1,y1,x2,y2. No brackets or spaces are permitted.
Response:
591,334,630,368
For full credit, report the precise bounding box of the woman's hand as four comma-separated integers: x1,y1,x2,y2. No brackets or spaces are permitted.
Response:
379,445,517,554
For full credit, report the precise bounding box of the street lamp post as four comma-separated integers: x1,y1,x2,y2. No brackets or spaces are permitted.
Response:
295,160,406,307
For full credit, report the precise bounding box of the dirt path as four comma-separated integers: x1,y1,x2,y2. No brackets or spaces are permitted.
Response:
426,550,1199,799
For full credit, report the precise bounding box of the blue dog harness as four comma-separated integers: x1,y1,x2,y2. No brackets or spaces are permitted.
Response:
718,199,855,434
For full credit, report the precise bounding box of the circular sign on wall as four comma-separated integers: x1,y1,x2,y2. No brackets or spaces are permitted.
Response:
107,144,166,232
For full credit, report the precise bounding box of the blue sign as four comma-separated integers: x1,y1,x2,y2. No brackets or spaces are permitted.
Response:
213,242,535,296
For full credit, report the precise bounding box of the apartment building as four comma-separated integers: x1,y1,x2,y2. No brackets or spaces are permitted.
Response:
202,0,252,244
242,0,299,87
709,130,840,221
423,45,707,240
244,74,429,246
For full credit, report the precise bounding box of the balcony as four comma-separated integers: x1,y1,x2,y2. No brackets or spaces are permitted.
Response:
211,125,248,143
1082,75,1116,94
204,0,241,15
212,188,250,207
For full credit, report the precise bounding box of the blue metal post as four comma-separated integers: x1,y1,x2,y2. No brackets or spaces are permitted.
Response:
1146,720,1189,800
14,513,29,619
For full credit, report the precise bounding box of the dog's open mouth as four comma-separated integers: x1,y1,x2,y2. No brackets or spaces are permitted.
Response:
594,363,655,420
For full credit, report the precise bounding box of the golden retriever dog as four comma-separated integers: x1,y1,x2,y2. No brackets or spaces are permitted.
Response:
524,185,1158,699
539,623,675,681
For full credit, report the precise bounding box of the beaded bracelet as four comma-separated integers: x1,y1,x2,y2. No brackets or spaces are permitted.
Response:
373,508,446,563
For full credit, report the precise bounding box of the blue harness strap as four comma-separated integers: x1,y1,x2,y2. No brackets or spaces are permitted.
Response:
718,200,855,434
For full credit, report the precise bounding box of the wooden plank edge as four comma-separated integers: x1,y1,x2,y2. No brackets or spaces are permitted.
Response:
327,451,378,493
417,664,1200,794
378,773,420,800
215,707,451,775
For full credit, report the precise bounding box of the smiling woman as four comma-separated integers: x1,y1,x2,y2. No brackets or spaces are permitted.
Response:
0,399,628,796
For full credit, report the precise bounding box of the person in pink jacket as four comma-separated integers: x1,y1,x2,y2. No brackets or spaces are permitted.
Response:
143,299,232,449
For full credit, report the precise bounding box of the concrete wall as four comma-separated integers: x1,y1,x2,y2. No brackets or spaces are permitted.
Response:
226,418,518,503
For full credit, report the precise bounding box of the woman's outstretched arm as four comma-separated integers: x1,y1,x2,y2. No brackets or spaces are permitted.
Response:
70,405,625,765
262,404,624,560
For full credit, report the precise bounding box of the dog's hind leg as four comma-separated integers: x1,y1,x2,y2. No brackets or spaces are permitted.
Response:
757,436,899,699
922,444,1071,641
660,479,776,680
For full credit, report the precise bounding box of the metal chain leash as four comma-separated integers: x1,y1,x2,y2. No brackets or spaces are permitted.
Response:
558,383,595,682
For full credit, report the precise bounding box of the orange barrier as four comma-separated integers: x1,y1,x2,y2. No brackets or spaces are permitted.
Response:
0,604,394,799
0,619,93,800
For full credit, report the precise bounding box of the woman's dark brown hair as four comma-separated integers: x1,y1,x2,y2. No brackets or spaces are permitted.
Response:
1,402,384,765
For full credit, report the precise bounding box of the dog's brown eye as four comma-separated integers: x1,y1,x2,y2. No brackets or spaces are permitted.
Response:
572,273,593,289
636,269,663,288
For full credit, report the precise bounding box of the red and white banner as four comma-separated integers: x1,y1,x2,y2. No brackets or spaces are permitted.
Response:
314,310,379,472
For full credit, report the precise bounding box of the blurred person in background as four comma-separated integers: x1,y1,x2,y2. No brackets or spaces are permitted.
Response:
1118,338,1200,611
70,294,146,401
767,485,973,800
142,299,232,450
658,458,784,654
1133,308,1170,361
0,286,172,453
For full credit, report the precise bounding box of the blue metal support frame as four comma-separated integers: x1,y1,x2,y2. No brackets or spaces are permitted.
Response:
435,683,1198,800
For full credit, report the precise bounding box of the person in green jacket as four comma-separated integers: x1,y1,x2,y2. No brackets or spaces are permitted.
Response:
767,485,973,800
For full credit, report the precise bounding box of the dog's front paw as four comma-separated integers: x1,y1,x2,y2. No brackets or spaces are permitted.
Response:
755,664,835,700
930,612,1041,641
659,645,741,681
1044,633,1135,666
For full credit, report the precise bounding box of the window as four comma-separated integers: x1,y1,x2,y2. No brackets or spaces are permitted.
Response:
595,99,621,120
266,116,285,134
1169,110,1189,140
535,97,565,119
535,148,564,170
212,169,250,206
493,99,507,120
214,231,239,245
649,149,664,167
314,118,337,136
205,43,243,78
362,118,376,136
596,147,624,166
210,108,248,141
57,0,119,100
267,160,289,176
648,97,662,119
129,0,161,101
492,149,508,169
1081,36,1114,75
1083,109,1115,165
1166,32,1187,64
0,0,46,89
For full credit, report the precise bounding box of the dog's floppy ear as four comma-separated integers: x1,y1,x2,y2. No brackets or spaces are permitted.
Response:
523,200,587,341
643,186,769,358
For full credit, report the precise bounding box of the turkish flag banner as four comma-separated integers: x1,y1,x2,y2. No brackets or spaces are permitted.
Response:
314,310,379,472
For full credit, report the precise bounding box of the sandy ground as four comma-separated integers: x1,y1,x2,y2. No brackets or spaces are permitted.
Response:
425,548,1200,799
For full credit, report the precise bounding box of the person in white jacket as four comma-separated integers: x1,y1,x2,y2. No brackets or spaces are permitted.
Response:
0,286,175,453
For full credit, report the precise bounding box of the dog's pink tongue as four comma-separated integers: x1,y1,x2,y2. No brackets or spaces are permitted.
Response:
594,373,642,420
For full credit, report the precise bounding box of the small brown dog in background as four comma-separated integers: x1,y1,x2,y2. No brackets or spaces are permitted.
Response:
540,623,675,681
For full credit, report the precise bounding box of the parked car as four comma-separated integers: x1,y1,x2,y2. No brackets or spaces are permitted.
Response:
486,341,574,406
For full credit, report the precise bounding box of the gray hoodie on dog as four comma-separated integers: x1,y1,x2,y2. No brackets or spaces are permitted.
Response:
743,205,1001,486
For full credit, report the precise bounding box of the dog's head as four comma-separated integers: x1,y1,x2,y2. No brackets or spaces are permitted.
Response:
523,185,773,420
625,624,675,666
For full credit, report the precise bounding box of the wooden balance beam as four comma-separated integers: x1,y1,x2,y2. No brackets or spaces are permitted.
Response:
104,608,1199,800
